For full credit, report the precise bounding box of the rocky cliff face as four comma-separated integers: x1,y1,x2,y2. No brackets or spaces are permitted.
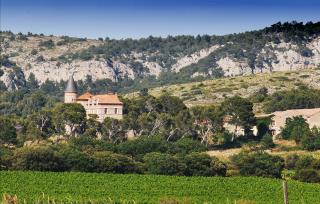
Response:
1,23,320,90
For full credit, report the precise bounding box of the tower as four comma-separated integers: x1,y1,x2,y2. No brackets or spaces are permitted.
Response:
64,75,77,103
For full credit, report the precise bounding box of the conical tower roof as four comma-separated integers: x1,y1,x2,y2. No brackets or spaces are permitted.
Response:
65,75,77,93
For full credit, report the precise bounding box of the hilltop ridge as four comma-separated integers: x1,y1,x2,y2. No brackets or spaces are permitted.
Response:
0,21,320,92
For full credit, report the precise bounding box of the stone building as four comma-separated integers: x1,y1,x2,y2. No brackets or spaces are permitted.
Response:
64,75,123,122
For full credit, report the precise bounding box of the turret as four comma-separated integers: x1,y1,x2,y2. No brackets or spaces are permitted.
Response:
64,75,77,103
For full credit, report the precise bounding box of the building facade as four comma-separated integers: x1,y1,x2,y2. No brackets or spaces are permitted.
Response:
64,75,123,122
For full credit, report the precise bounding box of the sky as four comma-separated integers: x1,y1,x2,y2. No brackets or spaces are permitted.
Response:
1,0,320,39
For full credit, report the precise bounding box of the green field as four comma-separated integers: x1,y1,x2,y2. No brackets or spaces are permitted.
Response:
1,171,320,203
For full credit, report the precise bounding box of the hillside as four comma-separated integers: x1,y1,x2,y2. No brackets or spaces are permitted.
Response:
126,68,320,111
0,21,320,92
2,171,320,203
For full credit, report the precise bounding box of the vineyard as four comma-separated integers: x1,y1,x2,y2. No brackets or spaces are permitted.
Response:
1,171,320,203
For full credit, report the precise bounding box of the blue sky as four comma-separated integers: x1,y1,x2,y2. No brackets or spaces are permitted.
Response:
1,0,320,39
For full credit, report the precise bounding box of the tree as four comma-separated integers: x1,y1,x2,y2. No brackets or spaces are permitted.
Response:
28,108,54,138
52,103,86,137
190,105,224,145
281,116,310,144
139,88,149,96
83,115,102,138
26,73,39,90
101,117,125,143
301,127,320,151
157,94,187,115
221,96,256,138
0,117,17,144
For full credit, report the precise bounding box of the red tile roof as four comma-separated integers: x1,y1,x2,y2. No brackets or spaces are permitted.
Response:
94,94,123,105
77,92,94,100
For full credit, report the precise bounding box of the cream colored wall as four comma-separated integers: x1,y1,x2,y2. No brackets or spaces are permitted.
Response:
76,100,123,122
270,111,320,136
308,114,320,128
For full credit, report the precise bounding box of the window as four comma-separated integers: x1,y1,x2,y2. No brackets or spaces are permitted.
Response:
115,108,118,114
105,108,108,114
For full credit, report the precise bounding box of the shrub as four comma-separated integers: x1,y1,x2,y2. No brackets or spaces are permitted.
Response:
31,49,38,55
294,169,320,183
143,152,186,175
184,153,226,176
231,151,285,178
260,133,275,149
91,151,142,174
311,159,320,170
39,40,54,49
56,145,92,171
295,156,315,170
10,146,64,171
285,154,299,169
301,133,320,151
117,136,169,158
169,138,207,155
36,55,45,62
70,136,115,152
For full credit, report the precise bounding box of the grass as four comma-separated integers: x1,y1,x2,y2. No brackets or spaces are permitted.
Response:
1,171,320,203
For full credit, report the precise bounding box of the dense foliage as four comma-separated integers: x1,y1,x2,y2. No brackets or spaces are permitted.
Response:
0,136,226,177
231,151,285,178
285,154,320,183
264,87,320,113
280,116,320,150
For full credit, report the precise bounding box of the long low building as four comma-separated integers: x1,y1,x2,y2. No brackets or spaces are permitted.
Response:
269,108,320,136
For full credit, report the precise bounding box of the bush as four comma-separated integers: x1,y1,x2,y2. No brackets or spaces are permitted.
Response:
10,146,64,171
295,156,315,170
169,138,207,155
185,153,227,176
39,40,54,49
143,152,186,176
117,136,169,158
294,169,320,183
260,133,275,149
91,151,142,174
184,153,226,176
285,154,299,169
231,151,285,178
36,55,45,62
56,145,92,171
312,159,320,170
0,146,12,170
70,136,115,152
301,133,320,151
31,49,38,55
